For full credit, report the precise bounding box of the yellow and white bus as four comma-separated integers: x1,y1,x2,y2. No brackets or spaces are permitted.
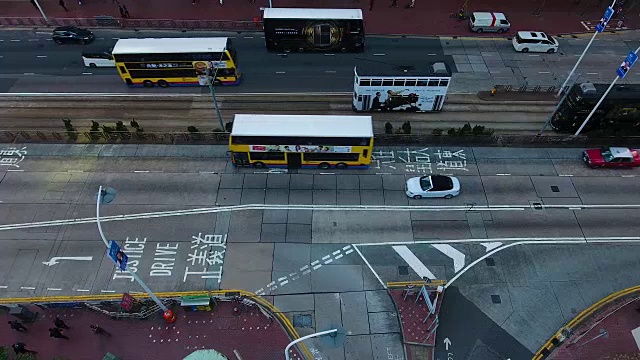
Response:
111,37,240,88
229,114,374,169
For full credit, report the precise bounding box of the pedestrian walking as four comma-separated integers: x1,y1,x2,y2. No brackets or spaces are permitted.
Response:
122,4,130,18
58,0,69,11
90,324,111,336
54,317,70,330
118,5,126,18
8,320,28,333
12,342,37,354
49,327,69,340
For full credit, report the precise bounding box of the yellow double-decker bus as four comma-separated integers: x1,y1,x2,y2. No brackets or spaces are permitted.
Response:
111,37,240,88
229,114,374,170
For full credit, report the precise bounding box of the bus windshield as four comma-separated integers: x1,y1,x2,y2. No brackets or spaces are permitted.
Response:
111,37,241,87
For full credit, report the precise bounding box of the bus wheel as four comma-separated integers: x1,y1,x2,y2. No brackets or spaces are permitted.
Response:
253,162,265,169
143,80,154,88
341,47,347,52
521,48,529,53
336,163,348,169
158,80,169,87
298,47,304,52
318,162,330,169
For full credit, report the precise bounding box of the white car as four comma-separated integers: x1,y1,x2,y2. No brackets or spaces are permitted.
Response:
405,175,461,199
512,31,559,53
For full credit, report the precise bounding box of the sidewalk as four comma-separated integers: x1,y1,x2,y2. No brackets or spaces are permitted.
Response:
0,300,301,359
1,0,635,36
544,291,640,360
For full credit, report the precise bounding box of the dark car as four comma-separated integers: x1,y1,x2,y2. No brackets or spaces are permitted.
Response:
52,26,95,45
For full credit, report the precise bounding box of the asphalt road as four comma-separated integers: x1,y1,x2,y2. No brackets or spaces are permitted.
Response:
2,29,640,94
0,143,639,359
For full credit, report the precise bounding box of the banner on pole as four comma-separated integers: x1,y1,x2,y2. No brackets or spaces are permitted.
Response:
596,7,615,33
617,51,638,78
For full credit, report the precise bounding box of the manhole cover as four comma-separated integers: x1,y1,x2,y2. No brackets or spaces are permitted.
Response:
485,258,495,266
491,295,502,304
398,265,409,276
293,314,313,328
551,186,560,193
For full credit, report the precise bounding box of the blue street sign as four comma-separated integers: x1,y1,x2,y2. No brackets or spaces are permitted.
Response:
617,51,639,78
107,240,128,271
596,7,614,32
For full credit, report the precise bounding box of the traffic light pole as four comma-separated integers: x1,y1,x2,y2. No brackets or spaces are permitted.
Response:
557,0,617,97
96,186,169,314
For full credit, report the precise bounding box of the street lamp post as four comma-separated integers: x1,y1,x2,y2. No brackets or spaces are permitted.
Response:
96,186,175,323
285,329,338,360
32,0,49,22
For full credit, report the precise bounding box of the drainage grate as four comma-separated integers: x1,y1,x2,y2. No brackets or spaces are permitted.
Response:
398,265,409,276
551,186,560,193
491,295,502,304
485,258,495,266
293,314,313,328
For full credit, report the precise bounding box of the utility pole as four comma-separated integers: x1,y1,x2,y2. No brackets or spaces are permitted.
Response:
32,0,49,22
207,68,225,131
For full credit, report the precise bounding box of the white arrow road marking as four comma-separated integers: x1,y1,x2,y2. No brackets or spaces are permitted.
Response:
42,256,93,266
392,245,436,279
480,242,502,252
444,337,451,350
432,244,465,273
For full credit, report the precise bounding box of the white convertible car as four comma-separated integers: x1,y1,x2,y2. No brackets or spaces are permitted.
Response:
405,175,461,199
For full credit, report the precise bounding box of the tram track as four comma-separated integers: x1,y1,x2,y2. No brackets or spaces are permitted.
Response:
0,94,557,134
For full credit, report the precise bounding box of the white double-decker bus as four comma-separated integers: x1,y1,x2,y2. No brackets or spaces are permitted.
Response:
352,61,452,112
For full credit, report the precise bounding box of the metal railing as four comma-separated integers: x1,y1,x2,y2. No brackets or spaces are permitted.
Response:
3,130,640,147
493,84,557,93
0,16,263,31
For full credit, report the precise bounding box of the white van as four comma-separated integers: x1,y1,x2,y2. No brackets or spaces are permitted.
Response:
82,51,115,68
469,12,510,33
511,31,559,53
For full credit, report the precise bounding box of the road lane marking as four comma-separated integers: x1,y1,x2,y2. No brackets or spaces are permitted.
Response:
20,287,35,290
357,236,640,247
7,169,24,171
299,265,309,271
392,245,436,279
569,207,582,210
332,250,341,255
539,71,550,74
311,260,320,266
324,259,333,264
243,36,254,39
23,73,35,75
277,276,287,282
322,255,331,260
312,264,322,270
0,286,7,289
325,70,337,73
587,72,598,75
344,248,354,255
496,173,511,176
279,280,289,286
428,53,437,56
47,288,62,291
100,290,116,293
559,174,574,177
324,54,335,56
432,244,466,273
134,170,150,173
374,53,385,56
275,71,286,74
82,72,93,75
76,289,90,292
480,242,502,252
10,40,20,42
334,254,343,260
28,39,39,42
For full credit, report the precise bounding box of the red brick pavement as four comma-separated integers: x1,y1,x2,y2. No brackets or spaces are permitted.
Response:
389,286,444,360
1,302,301,360
549,298,640,360
1,0,635,36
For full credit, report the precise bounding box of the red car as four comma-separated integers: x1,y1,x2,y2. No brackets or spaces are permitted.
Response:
582,147,640,168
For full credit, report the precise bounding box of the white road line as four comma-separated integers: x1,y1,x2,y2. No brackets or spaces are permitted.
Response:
23,73,35,75
82,72,93,75
100,290,116,293
528,54,540,57
134,170,150,173
198,171,218,174
243,36,254,39
539,71,550,74
276,53,287,56
324,54,335,56
311,260,320,266
20,287,35,290
358,236,640,247
325,70,337,73
622,175,636,177
320,172,335,175
299,265,309,271
496,173,511,176
76,289,90,292
10,40,20,42
353,245,386,289
36,55,47,58
7,169,24,172
67,170,84,173
312,264,323,270
480,242,502,252
279,280,289,286
559,174,574,177
392,245,436,279
277,276,287,282
302,269,311,275
47,288,62,291
322,255,331,260
266,281,275,287
376,173,392,175
255,288,264,294
344,249,354,255
373,53,385,56
569,207,582,210
587,72,599,75
342,245,351,250
324,259,333,264
0,286,8,289
276,71,286,74
432,244,465,273
332,250,341,255
112,38,120,40
334,254,343,260
428,53,437,56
